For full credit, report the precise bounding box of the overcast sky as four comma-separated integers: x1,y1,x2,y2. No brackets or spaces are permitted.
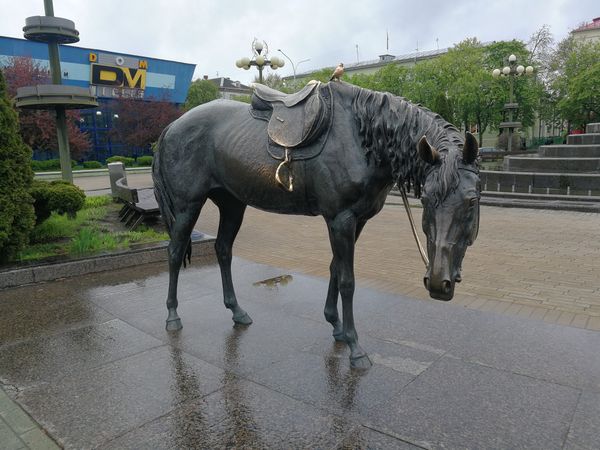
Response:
1,0,597,84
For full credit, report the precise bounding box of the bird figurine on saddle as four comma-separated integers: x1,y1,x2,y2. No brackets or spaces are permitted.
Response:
329,63,344,81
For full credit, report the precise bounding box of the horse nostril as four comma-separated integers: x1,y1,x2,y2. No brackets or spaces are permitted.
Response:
423,277,430,290
442,280,452,294
455,275,462,283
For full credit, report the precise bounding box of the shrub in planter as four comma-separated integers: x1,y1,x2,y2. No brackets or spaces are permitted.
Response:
136,155,153,166
106,155,135,167
30,180,86,224
83,160,102,169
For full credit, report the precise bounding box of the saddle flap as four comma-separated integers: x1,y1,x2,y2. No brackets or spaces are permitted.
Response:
267,94,323,148
253,81,319,107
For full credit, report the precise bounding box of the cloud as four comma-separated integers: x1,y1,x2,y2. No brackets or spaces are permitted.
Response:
0,0,597,84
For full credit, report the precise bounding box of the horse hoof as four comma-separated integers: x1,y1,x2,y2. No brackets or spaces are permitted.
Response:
350,354,372,370
166,318,183,331
233,312,253,325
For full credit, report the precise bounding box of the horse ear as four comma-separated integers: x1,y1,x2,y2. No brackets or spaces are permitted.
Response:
418,136,440,165
463,132,478,164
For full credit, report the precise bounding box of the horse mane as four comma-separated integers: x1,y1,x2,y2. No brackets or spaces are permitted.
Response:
351,85,464,201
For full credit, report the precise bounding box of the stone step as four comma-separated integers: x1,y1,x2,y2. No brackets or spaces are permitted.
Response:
538,145,600,158
567,133,600,145
586,123,600,133
504,156,600,173
480,170,600,192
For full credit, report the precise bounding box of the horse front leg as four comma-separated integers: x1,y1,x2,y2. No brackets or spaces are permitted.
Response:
327,212,371,369
213,194,252,325
324,258,344,341
324,220,366,342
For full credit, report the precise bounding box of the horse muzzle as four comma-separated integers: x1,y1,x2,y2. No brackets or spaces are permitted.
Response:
423,249,458,301
423,276,455,301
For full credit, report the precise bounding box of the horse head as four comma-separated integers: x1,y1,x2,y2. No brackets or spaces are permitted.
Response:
418,132,480,301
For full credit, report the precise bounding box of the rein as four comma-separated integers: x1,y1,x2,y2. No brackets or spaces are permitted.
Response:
400,185,429,268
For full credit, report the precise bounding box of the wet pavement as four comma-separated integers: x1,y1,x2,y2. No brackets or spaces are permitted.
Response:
1,257,599,449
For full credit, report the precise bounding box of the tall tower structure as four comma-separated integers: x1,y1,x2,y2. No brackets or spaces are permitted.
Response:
14,0,98,181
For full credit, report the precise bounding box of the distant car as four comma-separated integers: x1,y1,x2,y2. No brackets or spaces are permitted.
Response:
478,147,504,161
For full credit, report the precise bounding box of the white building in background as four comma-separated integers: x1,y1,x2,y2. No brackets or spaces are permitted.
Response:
205,76,252,100
571,17,600,43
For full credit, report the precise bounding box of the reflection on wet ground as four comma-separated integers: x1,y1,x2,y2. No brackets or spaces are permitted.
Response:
1,257,599,449
253,274,293,288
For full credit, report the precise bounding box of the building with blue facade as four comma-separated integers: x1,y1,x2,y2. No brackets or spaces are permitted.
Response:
0,36,195,161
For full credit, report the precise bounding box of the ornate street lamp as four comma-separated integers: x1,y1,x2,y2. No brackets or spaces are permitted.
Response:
277,49,310,81
492,54,534,153
235,38,285,84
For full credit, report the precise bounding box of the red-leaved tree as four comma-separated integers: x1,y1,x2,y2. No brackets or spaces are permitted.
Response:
1,56,92,159
109,96,183,149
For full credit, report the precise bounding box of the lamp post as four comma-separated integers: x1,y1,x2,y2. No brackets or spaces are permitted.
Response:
236,38,285,84
277,49,310,81
492,54,534,153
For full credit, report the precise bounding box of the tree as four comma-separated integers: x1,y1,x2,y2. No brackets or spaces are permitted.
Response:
255,73,287,91
110,96,183,149
184,79,220,110
0,69,35,262
553,40,600,129
527,25,554,78
1,56,92,159
349,64,412,97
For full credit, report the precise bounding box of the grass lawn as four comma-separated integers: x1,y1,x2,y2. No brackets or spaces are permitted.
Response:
16,195,169,263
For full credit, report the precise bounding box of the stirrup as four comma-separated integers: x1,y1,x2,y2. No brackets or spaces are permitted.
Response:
275,148,294,192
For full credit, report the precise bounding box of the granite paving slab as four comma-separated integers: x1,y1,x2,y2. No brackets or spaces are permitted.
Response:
0,319,163,388
100,378,362,450
366,356,580,450
1,258,599,448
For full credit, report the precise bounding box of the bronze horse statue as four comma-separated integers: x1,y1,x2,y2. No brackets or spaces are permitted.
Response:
152,81,480,369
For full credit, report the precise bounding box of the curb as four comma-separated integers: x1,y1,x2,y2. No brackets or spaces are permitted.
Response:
0,232,216,290
34,166,152,180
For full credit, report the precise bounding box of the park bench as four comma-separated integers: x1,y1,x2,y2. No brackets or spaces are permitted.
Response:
108,162,160,230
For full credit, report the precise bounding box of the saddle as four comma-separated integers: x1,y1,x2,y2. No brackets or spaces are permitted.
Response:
250,81,333,191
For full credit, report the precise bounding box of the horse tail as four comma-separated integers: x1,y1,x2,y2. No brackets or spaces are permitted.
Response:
152,124,192,267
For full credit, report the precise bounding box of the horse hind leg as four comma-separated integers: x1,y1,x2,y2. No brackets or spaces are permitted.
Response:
324,220,366,343
212,191,252,325
166,205,204,331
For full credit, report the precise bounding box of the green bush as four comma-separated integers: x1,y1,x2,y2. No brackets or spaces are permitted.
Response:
83,160,102,169
0,70,35,262
136,155,153,166
30,159,77,171
30,180,86,224
31,159,60,171
106,155,135,167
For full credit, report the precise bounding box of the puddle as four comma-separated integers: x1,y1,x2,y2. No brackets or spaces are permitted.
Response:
253,274,293,288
